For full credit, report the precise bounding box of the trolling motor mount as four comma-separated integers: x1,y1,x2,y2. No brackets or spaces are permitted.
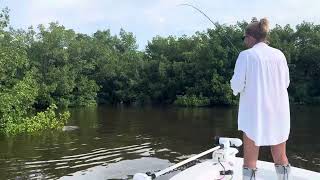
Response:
133,173,153,180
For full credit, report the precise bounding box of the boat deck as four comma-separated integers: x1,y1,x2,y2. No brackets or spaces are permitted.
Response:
170,157,320,180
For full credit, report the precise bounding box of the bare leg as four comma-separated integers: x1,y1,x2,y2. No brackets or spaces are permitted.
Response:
243,133,259,180
271,141,289,165
243,133,260,168
271,141,291,180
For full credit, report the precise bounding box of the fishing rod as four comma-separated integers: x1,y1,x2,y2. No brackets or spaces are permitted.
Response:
178,3,240,53
133,146,221,180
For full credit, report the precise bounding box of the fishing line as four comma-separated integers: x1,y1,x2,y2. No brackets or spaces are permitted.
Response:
177,3,240,53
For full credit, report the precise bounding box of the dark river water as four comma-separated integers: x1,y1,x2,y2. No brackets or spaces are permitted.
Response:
0,105,319,179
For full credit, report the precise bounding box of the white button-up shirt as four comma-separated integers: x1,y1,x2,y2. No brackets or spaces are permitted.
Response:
230,42,290,146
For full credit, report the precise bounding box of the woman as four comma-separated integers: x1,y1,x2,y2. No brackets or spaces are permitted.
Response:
230,17,291,180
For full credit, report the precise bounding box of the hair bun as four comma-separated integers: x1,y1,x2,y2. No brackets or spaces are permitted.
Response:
259,18,269,33
246,17,269,41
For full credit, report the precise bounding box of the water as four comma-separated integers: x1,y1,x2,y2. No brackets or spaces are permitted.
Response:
0,105,319,179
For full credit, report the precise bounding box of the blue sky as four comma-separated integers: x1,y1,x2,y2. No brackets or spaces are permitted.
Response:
1,0,320,49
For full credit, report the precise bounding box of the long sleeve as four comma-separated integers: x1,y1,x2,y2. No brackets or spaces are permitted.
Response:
285,61,290,89
280,52,290,89
230,52,247,96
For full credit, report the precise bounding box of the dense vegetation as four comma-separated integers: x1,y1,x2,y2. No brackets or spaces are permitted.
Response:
0,8,70,135
1,8,320,134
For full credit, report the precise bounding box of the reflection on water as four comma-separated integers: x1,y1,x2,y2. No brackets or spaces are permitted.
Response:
0,105,319,179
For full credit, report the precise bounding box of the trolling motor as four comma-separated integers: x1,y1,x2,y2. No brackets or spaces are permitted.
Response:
133,173,156,180
212,137,242,176
133,173,155,180
133,137,242,180
212,136,242,162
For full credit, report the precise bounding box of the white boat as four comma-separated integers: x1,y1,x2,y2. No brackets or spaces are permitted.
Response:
133,137,320,180
170,157,320,180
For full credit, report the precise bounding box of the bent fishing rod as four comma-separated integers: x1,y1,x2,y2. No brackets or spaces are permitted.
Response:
178,3,240,54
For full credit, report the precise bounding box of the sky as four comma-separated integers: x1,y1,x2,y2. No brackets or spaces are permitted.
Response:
1,0,320,49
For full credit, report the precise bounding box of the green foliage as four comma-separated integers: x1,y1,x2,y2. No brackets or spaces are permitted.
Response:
28,23,100,107
0,8,70,135
268,22,320,104
142,26,242,105
174,95,210,107
2,104,70,135
0,72,38,117
211,72,236,105
0,7,9,30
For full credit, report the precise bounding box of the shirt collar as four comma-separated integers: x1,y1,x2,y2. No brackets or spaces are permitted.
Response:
253,42,268,48
253,42,268,47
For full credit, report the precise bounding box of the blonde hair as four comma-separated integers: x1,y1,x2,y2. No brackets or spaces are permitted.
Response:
245,17,269,41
